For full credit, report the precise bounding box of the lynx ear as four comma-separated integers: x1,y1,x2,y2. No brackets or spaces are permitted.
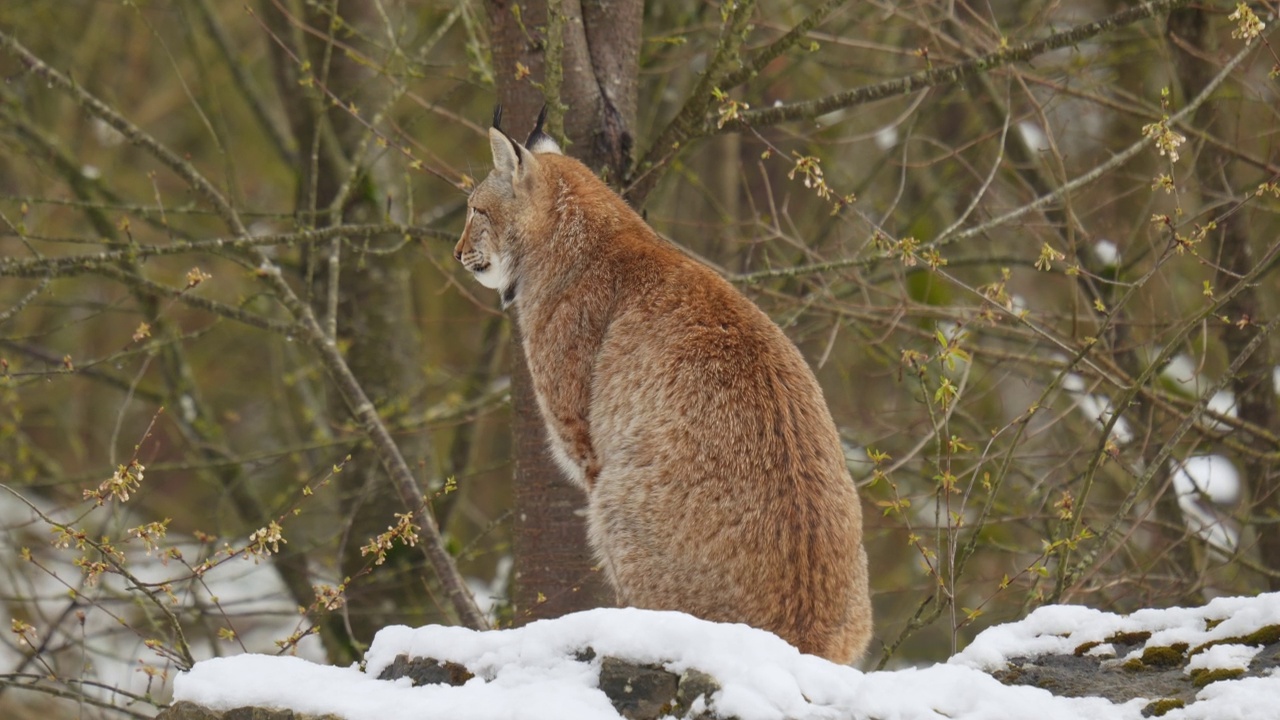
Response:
524,105,563,155
488,127,520,177
488,127,539,196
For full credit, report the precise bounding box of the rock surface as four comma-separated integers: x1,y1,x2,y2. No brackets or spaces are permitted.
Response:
376,654,475,686
992,627,1280,717
159,702,342,720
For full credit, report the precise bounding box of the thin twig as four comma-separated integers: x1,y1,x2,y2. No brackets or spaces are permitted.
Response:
728,0,1194,130
732,33,1255,285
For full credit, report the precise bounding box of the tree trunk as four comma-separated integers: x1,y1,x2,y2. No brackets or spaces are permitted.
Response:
485,0,643,622
1168,8,1280,588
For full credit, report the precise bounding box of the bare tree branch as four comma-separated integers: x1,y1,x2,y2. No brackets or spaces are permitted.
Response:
0,28,487,630
0,224,451,278
727,0,1194,130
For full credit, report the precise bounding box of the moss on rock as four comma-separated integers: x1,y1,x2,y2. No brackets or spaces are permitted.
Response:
1139,644,1186,668
1189,667,1244,687
1073,641,1101,657
1104,631,1151,646
1141,698,1184,717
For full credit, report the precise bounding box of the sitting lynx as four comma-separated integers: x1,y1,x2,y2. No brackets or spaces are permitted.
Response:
454,108,872,663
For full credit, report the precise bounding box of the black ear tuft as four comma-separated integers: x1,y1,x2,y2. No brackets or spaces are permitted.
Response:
524,105,549,146
524,104,563,154
490,104,524,167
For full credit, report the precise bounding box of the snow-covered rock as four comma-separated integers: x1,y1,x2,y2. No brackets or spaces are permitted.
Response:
170,593,1280,720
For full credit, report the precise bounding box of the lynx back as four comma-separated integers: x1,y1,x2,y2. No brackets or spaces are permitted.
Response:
454,111,873,663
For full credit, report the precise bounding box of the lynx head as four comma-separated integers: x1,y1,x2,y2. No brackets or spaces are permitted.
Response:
454,106,563,307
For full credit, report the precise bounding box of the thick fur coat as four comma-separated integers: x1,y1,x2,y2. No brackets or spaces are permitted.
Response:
454,118,872,663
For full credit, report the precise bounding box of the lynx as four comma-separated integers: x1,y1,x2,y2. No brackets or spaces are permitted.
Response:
454,108,872,663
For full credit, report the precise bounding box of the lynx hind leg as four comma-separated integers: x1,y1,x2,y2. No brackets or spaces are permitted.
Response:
582,479,675,609
588,469,872,665
585,471,766,624
825,546,873,664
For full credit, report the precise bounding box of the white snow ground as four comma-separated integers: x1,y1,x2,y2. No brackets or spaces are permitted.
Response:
175,593,1280,720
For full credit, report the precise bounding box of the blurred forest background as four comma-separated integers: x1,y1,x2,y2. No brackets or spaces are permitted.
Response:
1,0,1278,717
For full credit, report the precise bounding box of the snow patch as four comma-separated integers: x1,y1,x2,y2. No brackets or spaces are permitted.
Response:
874,125,899,150
1170,455,1241,552
1092,239,1119,267
173,595,1280,720
1185,644,1261,674
1017,121,1050,153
